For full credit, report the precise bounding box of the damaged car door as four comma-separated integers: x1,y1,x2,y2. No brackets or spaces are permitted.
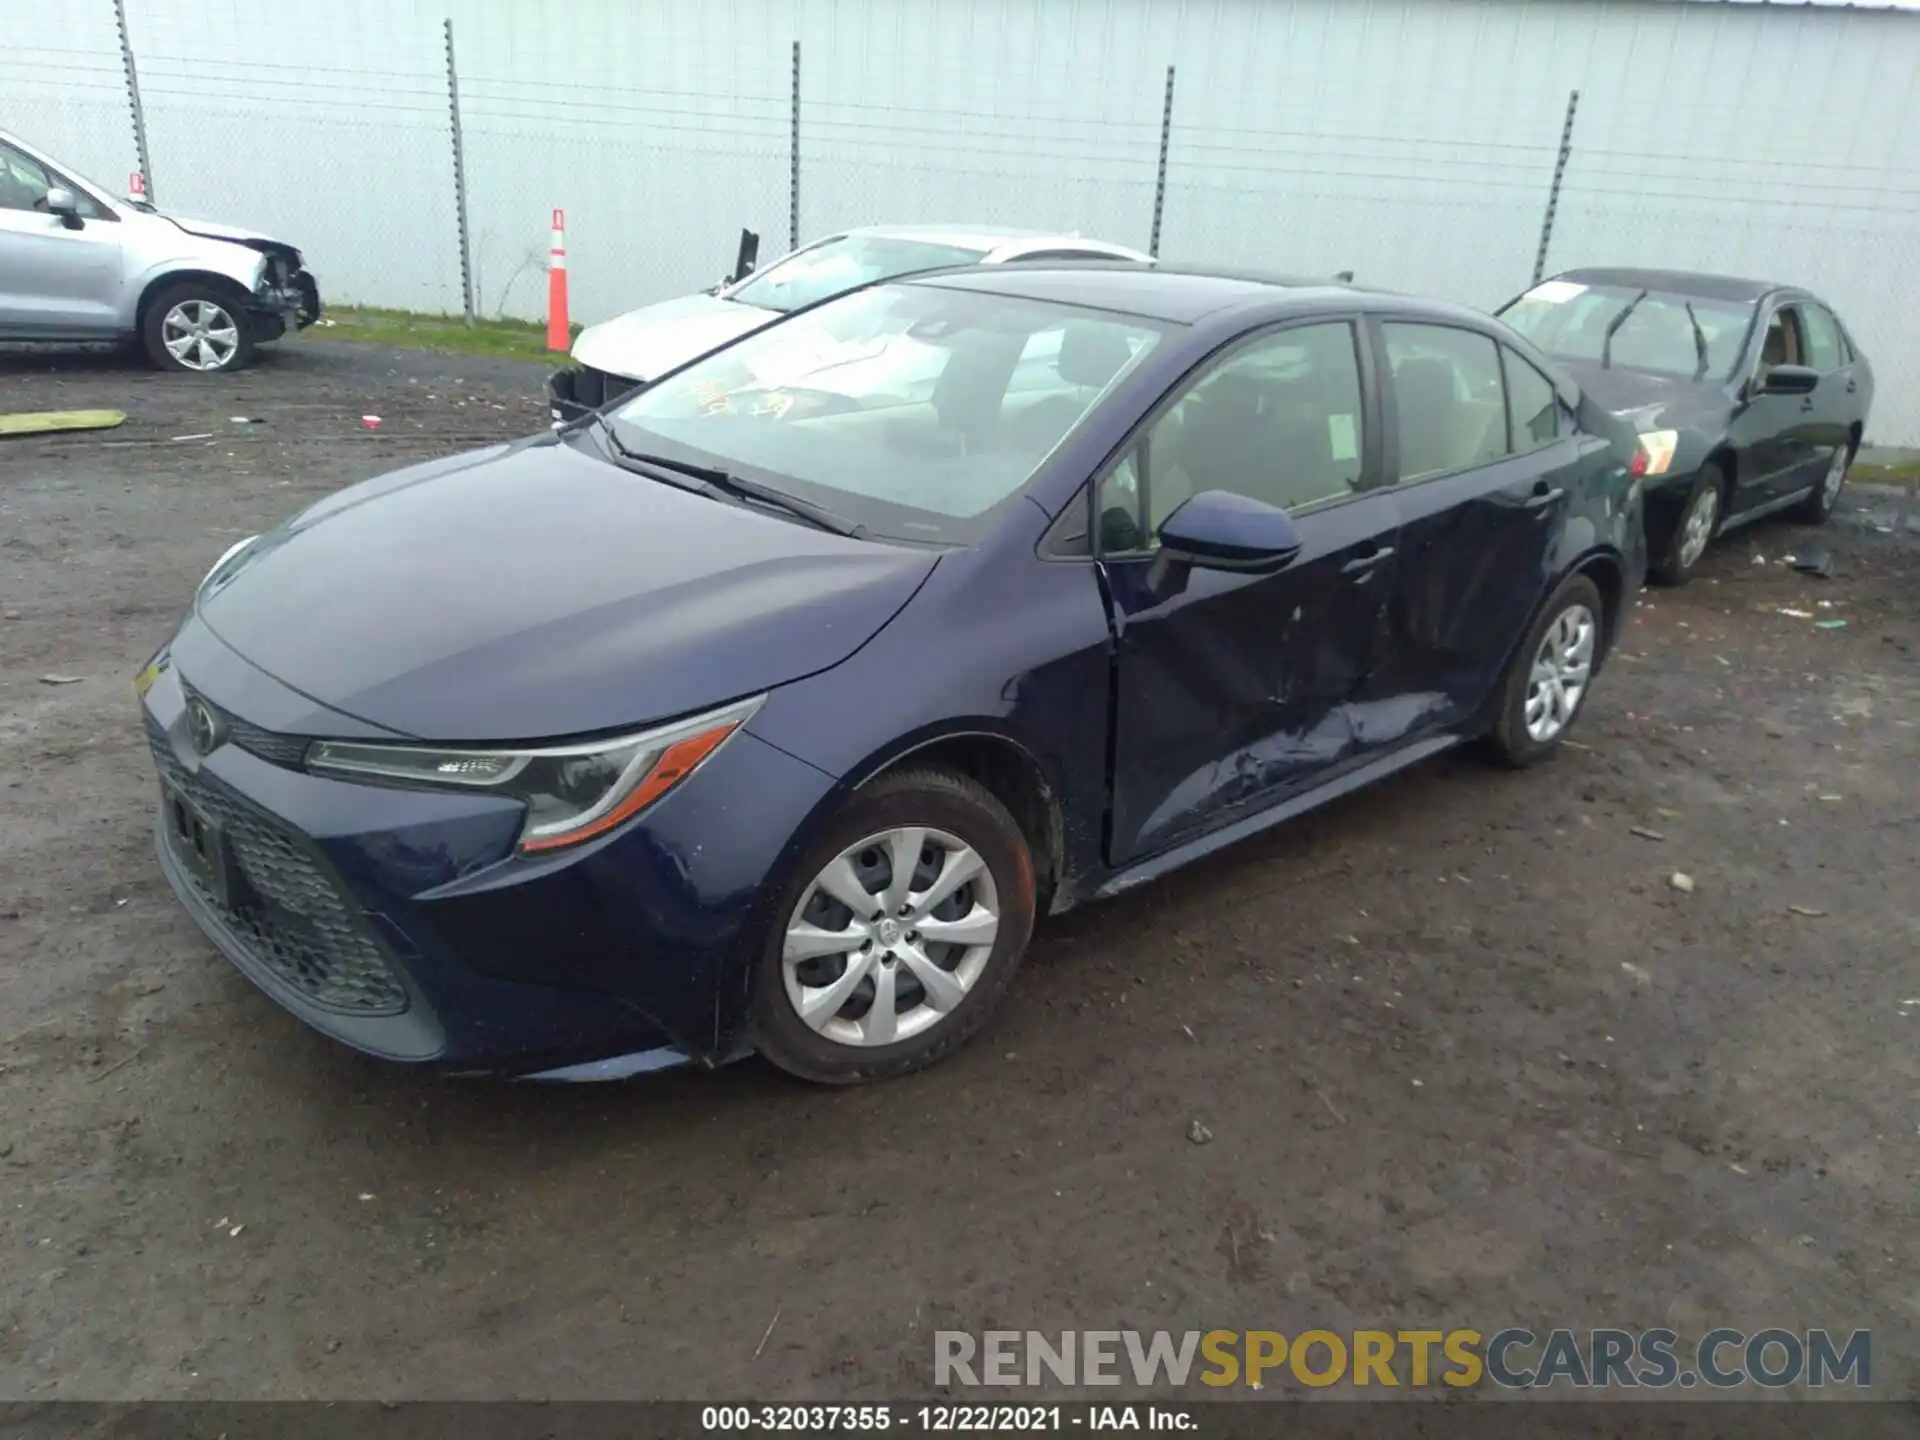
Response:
1365,319,1581,731
1097,318,1400,864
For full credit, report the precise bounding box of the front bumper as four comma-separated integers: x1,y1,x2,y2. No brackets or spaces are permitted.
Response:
547,363,643,423
139,622,837,1076
246,272,321,339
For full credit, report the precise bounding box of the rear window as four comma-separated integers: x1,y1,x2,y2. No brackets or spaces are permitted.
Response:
1499,279,1753,382
727,235,988,314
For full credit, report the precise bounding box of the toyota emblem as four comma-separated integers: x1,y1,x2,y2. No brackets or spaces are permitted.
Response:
185,698,225,755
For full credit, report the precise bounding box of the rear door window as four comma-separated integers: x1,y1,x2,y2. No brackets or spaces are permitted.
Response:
1502,349,1560,452
1383,323,1507,481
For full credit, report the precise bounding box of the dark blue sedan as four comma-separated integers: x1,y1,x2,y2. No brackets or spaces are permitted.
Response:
138,264,1648,1084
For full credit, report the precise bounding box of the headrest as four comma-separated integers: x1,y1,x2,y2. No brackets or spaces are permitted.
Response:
1395,357,1454,408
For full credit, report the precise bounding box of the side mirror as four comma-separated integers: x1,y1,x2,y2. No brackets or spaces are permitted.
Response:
1758,363,1819,397
732,227,760,284
1156,490,1303,574
43,186,82,227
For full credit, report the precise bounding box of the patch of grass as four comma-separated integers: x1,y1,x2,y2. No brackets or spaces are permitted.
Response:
1853,461,1920,491
308,305,579,363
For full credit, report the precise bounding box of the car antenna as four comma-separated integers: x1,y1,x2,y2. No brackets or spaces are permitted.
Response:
1683,301,1709,381
1599,289,1649,369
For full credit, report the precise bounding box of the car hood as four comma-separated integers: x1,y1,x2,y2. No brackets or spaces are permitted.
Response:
1555,360,1731,432
142,209,300,254
195,436,938,742
570,293,780,383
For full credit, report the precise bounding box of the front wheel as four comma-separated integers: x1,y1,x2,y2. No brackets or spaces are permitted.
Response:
1649,468,1723,587
1489,573,1605,768
1793,441,1853,524
141,282,255,373
752,768,1037,1084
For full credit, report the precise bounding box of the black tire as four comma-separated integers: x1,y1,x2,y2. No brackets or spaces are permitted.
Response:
1488,572,1606,769
1792,438,1855,524
752,767,1037,1085
1648,466,1725,587
140,280,256,374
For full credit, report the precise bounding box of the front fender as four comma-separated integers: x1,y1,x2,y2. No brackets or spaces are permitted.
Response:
124,242,269,324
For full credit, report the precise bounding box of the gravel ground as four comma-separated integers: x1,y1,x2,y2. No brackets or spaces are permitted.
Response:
2,340,1918,1403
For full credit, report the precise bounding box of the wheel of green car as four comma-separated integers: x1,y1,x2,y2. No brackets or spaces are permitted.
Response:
1793,439,1854,525
142,280,256,374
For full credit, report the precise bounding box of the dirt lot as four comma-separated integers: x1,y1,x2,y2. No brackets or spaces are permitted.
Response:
2,340,1918,1403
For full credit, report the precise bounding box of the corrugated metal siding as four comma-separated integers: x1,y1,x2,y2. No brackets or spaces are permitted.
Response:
3,0,1918,437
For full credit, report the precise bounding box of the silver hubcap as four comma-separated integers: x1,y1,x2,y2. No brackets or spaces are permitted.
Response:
783,826,999,1048
1822,447,1848,503
162,299,240,371
1677,484,1719,568
1525,603,1596,744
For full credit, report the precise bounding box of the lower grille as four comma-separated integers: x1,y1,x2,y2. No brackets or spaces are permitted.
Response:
147,716,409,1016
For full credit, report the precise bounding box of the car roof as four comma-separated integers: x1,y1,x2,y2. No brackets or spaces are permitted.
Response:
840,223,1146,258
1551,267,1789,304
844,223,1064,246
900,261,1491,328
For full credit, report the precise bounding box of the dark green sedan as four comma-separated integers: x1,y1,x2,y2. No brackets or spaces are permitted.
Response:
1497,267,1873,585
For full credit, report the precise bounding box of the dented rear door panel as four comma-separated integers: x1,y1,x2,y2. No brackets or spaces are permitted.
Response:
1368,439,1582,731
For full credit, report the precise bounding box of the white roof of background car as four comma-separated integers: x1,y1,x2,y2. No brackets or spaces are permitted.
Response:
836,223,1152,260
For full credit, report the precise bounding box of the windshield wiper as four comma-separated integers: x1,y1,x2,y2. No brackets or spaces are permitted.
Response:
601,428,866,539
1599,289,1650,370
1684,301,1709,381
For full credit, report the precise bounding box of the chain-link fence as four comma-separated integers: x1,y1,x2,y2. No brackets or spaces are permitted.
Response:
5,0,1919,439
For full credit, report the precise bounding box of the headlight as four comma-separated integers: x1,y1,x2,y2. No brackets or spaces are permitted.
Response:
305,695,763,854
199,534,261,597
1635,430,1680,476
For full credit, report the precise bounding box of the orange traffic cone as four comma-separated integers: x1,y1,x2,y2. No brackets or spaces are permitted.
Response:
546,207,570,352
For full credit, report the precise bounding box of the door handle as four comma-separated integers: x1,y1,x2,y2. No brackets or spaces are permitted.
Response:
1800,398,1816,411
1340,545,1394,576
1523,486,1565,511
1846,379,1858,394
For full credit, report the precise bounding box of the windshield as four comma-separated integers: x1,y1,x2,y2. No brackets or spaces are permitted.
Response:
1498,279,1754,381
727,235,990,314
609,283,1166,541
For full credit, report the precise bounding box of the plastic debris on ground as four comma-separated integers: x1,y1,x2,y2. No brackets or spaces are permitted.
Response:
0,409,128,437
1786,547,1836,578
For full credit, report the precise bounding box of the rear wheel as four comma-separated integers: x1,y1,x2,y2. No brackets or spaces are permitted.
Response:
1489,573,1604,768
141,281,255,373
1793,439,1853,524
1649,467,1724,587
753,767,1037,1084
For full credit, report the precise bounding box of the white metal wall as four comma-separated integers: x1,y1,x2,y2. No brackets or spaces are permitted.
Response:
5,0,1919,438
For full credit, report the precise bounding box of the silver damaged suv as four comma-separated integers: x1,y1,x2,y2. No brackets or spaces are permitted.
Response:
0,128,319,373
